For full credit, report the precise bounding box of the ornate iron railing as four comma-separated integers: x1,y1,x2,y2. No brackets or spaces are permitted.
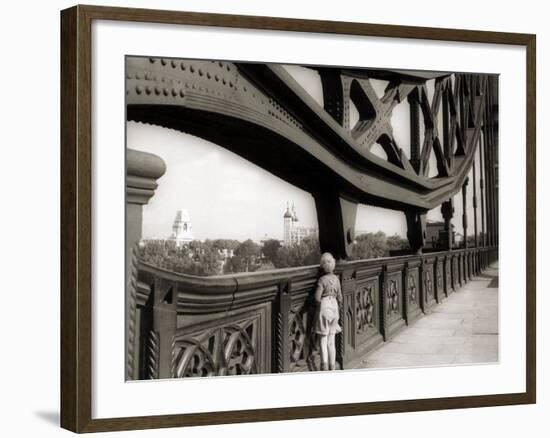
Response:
129,247,497,379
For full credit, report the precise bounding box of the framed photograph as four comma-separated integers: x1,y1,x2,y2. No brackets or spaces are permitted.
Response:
60,4,536,433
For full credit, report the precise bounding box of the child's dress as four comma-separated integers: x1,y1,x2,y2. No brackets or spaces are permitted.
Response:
314,273,342,335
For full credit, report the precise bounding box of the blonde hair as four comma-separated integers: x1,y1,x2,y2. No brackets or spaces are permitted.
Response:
320,252,335,273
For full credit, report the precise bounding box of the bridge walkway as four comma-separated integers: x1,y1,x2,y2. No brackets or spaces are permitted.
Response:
354,263,499,369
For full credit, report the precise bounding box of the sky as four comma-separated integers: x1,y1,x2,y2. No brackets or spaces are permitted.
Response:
128,64,479,243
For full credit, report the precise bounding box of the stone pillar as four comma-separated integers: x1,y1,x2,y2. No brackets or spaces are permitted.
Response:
126,148,166,380
313,193,357,260
441,199,454,250
405,211,427,255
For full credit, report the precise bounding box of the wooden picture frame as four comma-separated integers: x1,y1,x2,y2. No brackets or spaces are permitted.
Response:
60,4,536,433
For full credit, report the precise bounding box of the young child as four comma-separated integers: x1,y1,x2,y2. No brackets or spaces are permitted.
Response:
314,252,342,371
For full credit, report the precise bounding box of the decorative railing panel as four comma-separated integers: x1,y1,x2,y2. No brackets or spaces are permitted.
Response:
423,256,437,310
405,261,422,324
131,247,497,380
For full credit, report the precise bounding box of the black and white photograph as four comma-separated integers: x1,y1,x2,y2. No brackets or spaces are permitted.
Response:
2,0,544,435
125,57,499,380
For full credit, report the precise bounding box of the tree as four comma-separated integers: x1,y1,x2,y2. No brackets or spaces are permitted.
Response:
234,239,261,271
387,233,410,251
262,239,281,264
224,255,244,274
350,231,388,260
273,236,321,268
212,239,241,251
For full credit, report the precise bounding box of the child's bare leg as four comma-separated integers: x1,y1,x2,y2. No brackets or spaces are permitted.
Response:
328,334,336,370
319,335,328,370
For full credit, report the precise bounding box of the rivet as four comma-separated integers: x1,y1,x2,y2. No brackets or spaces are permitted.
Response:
198,69,203,76
190,65,195,73
154,86,161,95
171,60,177,68
163,88,169,96
135,85,143,95
179,90,185,98
160,58,167,66
206,72,211,79
145,86,152,95
172,89,177,97
149,58,155,64
181,63,186,71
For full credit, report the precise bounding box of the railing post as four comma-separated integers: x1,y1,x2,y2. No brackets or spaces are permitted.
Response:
273,280,291,373
455,253,462,289
418,257,426,313
151,279,177,379
126,149,166,380
338,270,354,370
443,254,450,296
435,256,443,303
403,262,410,324
380,265,389,341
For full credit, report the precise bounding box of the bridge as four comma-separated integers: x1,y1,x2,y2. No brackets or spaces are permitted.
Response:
125,57,499,380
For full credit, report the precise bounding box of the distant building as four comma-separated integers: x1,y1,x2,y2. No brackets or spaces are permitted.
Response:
219,248,234,259
425,221,455,249
260,234,283,246
169,209,194,247
283,202,317,246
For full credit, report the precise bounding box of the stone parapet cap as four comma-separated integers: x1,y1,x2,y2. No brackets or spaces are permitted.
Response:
127,148,166,205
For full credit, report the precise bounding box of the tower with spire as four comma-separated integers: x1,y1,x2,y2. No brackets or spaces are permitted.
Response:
283,202,293,245
292,202,299,223
283,201,317,245
169,209,194,247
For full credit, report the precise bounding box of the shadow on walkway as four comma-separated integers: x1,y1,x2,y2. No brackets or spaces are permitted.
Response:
475,274,498,288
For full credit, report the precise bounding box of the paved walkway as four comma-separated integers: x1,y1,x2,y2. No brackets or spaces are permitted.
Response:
356,263,499,369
